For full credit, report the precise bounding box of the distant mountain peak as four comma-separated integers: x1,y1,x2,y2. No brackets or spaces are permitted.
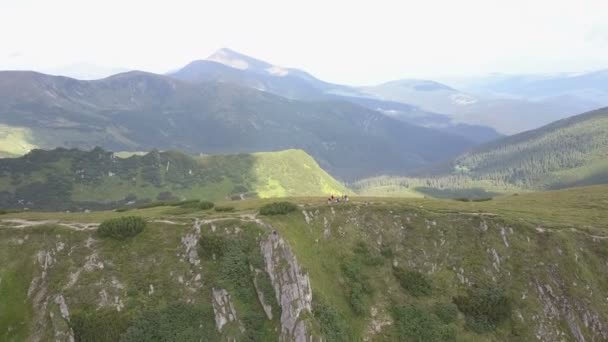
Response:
206,48,290,77
207,48,255,70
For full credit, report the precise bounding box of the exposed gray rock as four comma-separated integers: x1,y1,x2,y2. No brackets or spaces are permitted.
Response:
51,295,75,342
55,295,70,321
302,210,312,225
261,231,314,342
181,219,202,266
211,288,238,332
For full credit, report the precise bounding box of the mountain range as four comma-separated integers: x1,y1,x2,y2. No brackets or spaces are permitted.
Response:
0,69,479,180
1,48,607,184
169,49,503,141
168,48,607,135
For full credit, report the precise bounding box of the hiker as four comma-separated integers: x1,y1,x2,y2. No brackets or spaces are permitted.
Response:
344,195,349,203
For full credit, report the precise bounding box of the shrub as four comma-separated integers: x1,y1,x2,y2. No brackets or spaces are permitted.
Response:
433,302,459,324
180,200,214,210
380,245,394,258
353,241,383,266
198,234,227,259
97,216,146,239
71,308,130,342
341,259,373,315
121,303,218,341
136,200,177,209
391,304,456,342
175,199,200,207
313,296,351,342
393,267,432,297
115,207,131,212
453,285,511,332
214,205,235,212
259,201,298,216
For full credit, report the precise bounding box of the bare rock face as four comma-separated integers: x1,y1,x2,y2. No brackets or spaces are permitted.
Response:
534,268,608,342
211,288,238,332
261,232,314,342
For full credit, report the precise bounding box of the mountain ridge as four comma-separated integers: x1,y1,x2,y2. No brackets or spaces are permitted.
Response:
0,69,477,180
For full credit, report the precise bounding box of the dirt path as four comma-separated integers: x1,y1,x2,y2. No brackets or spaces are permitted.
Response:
0,219,99,230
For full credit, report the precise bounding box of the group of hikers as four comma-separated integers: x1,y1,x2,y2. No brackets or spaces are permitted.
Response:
327,194,349,205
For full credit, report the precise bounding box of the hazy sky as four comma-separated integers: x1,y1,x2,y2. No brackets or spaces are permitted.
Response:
1,0,607,85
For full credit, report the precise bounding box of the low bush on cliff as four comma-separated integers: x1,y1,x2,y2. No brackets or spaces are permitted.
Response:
259,201,298,216
453,285,511,332
393,267,432,297
97,216,145,239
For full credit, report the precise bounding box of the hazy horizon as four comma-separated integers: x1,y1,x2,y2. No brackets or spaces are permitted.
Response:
1,0,607,85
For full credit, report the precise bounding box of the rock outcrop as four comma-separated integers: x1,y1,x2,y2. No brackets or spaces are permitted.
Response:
261,231,314,342
211,288,239,332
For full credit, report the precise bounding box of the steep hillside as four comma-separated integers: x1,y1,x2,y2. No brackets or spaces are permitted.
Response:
446,107,608,189
0,148,350,210
0,70,475,180
355,108,608,198
1,186,607,341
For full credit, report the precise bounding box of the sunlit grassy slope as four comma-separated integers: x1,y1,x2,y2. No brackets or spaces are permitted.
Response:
1,185,607,341
0,148,350,210
0,124,37,157
251,149,349,198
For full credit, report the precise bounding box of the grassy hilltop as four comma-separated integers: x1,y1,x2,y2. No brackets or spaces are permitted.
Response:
0,148,350,210
1,185,607,341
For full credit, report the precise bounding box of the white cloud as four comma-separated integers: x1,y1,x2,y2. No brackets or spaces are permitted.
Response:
0,0,606,84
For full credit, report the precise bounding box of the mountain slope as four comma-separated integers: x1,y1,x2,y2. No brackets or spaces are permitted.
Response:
356,107,608,197
1,186,608,341
0,148,350,210
169,49,502,143
447,107,608,189
0,70,476,180
329,94,502,143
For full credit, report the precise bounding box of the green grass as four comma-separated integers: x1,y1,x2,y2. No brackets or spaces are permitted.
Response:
0,124,37,157
0,148,351,210
250,149,351,198
1,185,608,341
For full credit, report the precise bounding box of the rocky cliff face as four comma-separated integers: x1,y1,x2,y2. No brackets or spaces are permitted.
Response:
261,231,314,342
